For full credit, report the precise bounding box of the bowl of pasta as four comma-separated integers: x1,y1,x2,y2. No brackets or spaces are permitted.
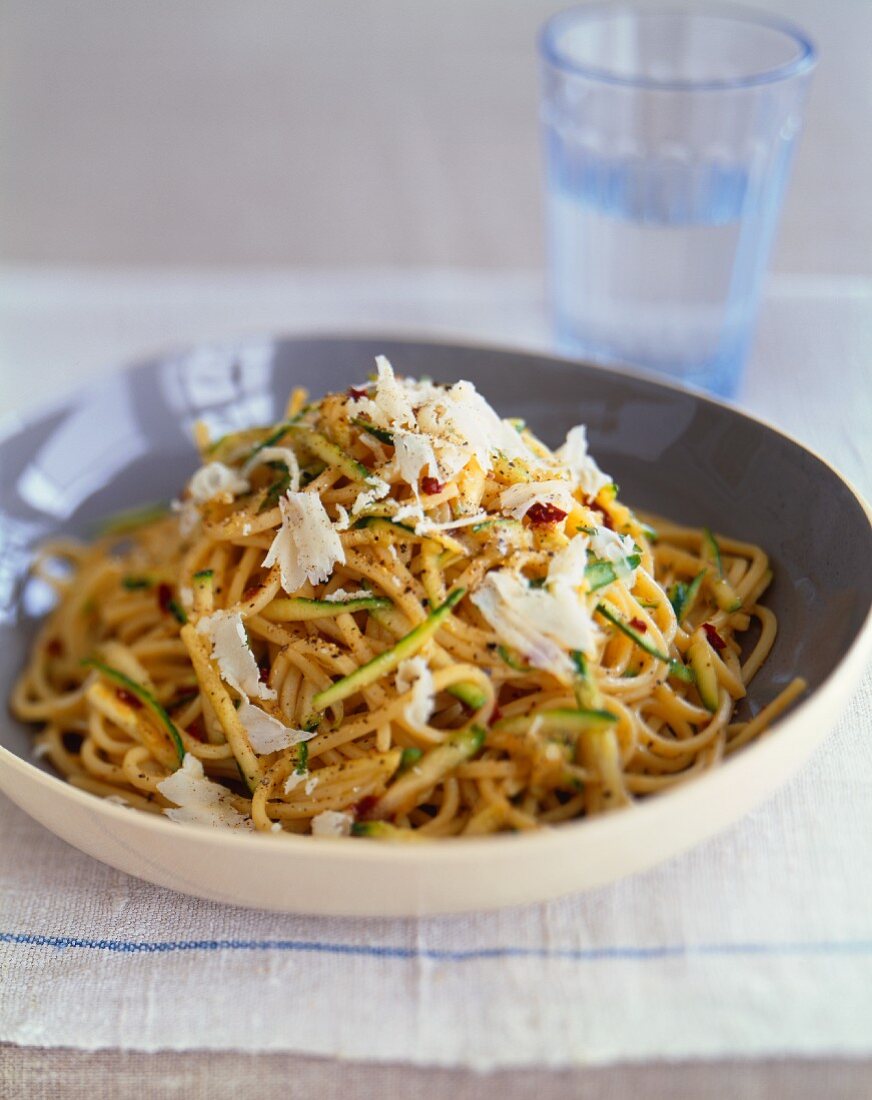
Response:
1,336,869,915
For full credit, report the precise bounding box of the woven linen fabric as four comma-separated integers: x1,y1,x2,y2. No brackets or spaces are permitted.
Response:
1,669,870,1069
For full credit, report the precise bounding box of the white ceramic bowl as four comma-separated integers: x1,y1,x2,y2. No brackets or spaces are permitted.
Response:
2,336,870,915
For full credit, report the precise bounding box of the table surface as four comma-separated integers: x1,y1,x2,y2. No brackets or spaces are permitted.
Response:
1,266,870,1097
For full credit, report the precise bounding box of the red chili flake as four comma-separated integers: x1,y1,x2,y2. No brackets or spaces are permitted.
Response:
353,794,379,821
258,660,271,684
703,623,727,652
243,585,261,602
187,717,207,743
156,583,173,613
347,386,367,400
629,617,648,633
589,501,616,530
526,502,568,526
116,688,143,710
489,705,503,726
46,637,64,657
421,476,445,495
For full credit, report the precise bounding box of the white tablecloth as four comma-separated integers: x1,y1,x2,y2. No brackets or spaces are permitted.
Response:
1,268,870,1069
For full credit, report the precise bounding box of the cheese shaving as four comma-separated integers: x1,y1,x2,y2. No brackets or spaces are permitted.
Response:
263,491,345,593
195,610,276,701
237,699,316,755
188,462,249,504
471,540,598,679
396,656,436,730
157,754,253,830
558,426,612,500
311,809,353,837
499,480,578,520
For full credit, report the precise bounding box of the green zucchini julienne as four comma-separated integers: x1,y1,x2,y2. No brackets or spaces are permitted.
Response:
470,518,523,534
82,658,184,764
375,725,486,816
701,527,743,612
498,645,529,672
445,682,488,710
244,412,306,464
122,575,153,590
352,417,395,445
295,741,309,775
398,746,423,773
193,568,214,582
570,650,602,709
596,601,694,683
687,630,719,711
669,569,706,623
353,515,418,536
584,554,642,593
286,425,373,484
312,588,465,710
98,502,169,536
493,707,616,738
261,595,392,622
166,599,188,625
258,469,291,513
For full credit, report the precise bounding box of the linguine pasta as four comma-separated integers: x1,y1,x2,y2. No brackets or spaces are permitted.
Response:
11,357,805,839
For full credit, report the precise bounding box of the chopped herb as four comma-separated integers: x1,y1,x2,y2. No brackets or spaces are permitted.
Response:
399,746,424,773
121,576,153,591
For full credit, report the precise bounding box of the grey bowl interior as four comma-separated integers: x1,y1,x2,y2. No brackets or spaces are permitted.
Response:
1,335,870,765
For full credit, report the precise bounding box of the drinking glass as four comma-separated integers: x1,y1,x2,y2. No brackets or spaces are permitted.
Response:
539,3,816,396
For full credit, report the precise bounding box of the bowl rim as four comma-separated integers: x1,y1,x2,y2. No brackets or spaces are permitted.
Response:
2,332,870,866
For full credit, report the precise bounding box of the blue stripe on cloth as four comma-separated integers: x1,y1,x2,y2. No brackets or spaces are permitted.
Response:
3,931,872,962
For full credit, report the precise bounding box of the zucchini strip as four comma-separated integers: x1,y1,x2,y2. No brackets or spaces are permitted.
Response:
584,554,641,592
596,602,694,683
702,527,743,612
374,725,486,817
262,595,392,622
312,588,465,710
493,707,617,738
179,625,262,792
669,569,706,624
82,659,184,765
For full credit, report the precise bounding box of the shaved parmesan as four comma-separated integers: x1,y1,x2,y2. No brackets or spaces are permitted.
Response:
589,526,639,584
195,610,276,701
188,462,249,503
392,431,439,489
263,491,345,593
548,535,590,591
334,504,351,531
238,699,315,755
157,754,253,830
350,357,539,484
311,810,353,837
244,446,301,492
350,476,391,517
396,656,436,730
558,426,612,500
284,772,304,793
499,480,577,520
471,538,598,679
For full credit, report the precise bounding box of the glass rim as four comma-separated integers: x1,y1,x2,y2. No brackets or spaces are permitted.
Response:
539,1,817,92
